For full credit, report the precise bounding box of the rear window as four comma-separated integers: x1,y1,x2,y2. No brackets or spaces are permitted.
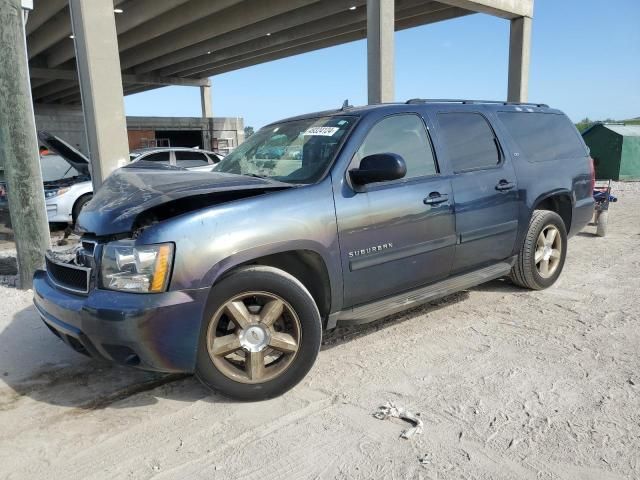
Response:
175,151,210,168
498,112,586,162
140,151,170,164
437,112,501,172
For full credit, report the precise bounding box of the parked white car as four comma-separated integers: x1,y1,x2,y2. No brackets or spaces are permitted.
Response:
129,147,223,171
37,132,224,225
41,155,93,224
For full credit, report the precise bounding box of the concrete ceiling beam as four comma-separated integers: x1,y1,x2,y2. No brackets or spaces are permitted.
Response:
29,67,76,81
171,1,450,78
54,7,471,105
436,0,532,19
25,0,67,35
115,0,192,34
28,0,127,60
32,80,77,101
199,31,367,79
134,0,369,75
30,78,51,89
49,4,454,106
117,0,243,52
119,0,323,70
44,0,192,69
27,6,73,58
57,83,154,105
194,6,471,79
29,67,210,87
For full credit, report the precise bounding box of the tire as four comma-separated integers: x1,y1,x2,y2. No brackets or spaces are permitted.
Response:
196,265,322,401
596,211,608,237
72,194,92,224
510,209,567,290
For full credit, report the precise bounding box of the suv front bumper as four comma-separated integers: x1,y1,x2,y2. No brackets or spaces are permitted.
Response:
33,270,209,372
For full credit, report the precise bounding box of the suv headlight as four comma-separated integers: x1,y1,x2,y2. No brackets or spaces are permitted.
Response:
101,241,174,293
45,187,70,199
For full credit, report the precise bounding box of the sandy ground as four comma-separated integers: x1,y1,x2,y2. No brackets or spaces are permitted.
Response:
0,185,639,480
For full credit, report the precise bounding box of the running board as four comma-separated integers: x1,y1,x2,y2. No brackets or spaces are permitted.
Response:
334,261,512,326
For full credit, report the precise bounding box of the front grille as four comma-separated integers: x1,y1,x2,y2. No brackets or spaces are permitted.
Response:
45,254,91,294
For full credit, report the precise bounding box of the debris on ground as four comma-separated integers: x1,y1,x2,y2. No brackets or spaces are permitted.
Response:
373,402,424,439
418,453,432,466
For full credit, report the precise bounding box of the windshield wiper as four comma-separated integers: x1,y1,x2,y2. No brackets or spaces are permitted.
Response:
243,173,268,179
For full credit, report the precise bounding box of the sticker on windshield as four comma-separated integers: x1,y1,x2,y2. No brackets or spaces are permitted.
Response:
303,126,339,136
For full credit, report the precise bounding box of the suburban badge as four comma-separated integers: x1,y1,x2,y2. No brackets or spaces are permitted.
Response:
348,243,393,258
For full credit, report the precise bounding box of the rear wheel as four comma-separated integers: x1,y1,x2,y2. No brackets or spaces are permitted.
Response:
196,266,322,400
596,211,608,237
510,209,567,290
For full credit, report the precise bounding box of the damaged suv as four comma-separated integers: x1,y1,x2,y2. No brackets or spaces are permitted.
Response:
33,100,594,400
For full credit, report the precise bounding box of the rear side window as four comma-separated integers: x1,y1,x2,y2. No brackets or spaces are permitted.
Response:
354,114,437,179
437,113,500,172
207,153,222,163
175,151,210,168
498,112,586,162
140,151,170,164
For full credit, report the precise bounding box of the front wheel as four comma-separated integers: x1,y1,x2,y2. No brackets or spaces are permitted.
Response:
72,194,92,224
196,266,322,401
510,209,567,290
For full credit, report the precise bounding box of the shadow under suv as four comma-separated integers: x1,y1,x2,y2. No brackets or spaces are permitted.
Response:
33,100,595,400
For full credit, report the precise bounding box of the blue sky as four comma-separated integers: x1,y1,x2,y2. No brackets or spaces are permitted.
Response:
125,0,640,129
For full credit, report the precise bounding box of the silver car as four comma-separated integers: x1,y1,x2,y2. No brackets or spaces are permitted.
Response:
129,147,223,171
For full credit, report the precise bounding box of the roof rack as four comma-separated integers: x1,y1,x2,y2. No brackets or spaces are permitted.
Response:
405,98,549,108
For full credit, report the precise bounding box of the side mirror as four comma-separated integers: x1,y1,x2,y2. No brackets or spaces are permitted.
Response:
349,153,407,186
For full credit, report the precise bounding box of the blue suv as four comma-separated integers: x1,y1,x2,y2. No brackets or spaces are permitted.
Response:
33,100,595,400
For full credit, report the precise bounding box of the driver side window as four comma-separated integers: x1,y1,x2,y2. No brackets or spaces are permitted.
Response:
354,114,437,179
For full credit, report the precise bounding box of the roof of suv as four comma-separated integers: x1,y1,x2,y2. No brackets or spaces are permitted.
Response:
270,99,561,126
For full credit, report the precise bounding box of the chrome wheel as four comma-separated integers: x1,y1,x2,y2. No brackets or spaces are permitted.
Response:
535,225,562,278
206,291,301,384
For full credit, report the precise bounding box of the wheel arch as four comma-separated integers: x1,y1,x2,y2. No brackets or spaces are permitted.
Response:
207,246,339,327
531,191,573,233
72,192,93,222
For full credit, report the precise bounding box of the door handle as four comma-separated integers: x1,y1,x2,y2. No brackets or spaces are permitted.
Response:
424,192,449,205
495,180,516,191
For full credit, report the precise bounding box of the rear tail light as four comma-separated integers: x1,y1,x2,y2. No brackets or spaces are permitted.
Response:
588,156,596,192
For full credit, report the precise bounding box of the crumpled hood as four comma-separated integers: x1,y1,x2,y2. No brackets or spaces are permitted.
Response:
76,166,292,236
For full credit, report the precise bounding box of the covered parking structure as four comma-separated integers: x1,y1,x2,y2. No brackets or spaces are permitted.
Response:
1,0,533,287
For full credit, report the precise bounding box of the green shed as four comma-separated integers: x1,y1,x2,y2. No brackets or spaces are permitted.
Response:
582,123,640,180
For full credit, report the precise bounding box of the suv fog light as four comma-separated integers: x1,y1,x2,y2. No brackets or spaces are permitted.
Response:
101,242,174,293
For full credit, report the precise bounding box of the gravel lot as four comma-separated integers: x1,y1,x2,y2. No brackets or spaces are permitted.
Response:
0,184,639,480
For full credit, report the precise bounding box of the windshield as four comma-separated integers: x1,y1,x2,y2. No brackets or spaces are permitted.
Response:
40,154,81,182
214,115,356,184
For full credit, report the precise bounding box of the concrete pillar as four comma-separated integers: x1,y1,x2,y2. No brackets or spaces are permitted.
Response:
200,84,213,150
507,16,532,103
367,0,394,104
0,0,50,289
200,84,212,118
69,0,129,190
